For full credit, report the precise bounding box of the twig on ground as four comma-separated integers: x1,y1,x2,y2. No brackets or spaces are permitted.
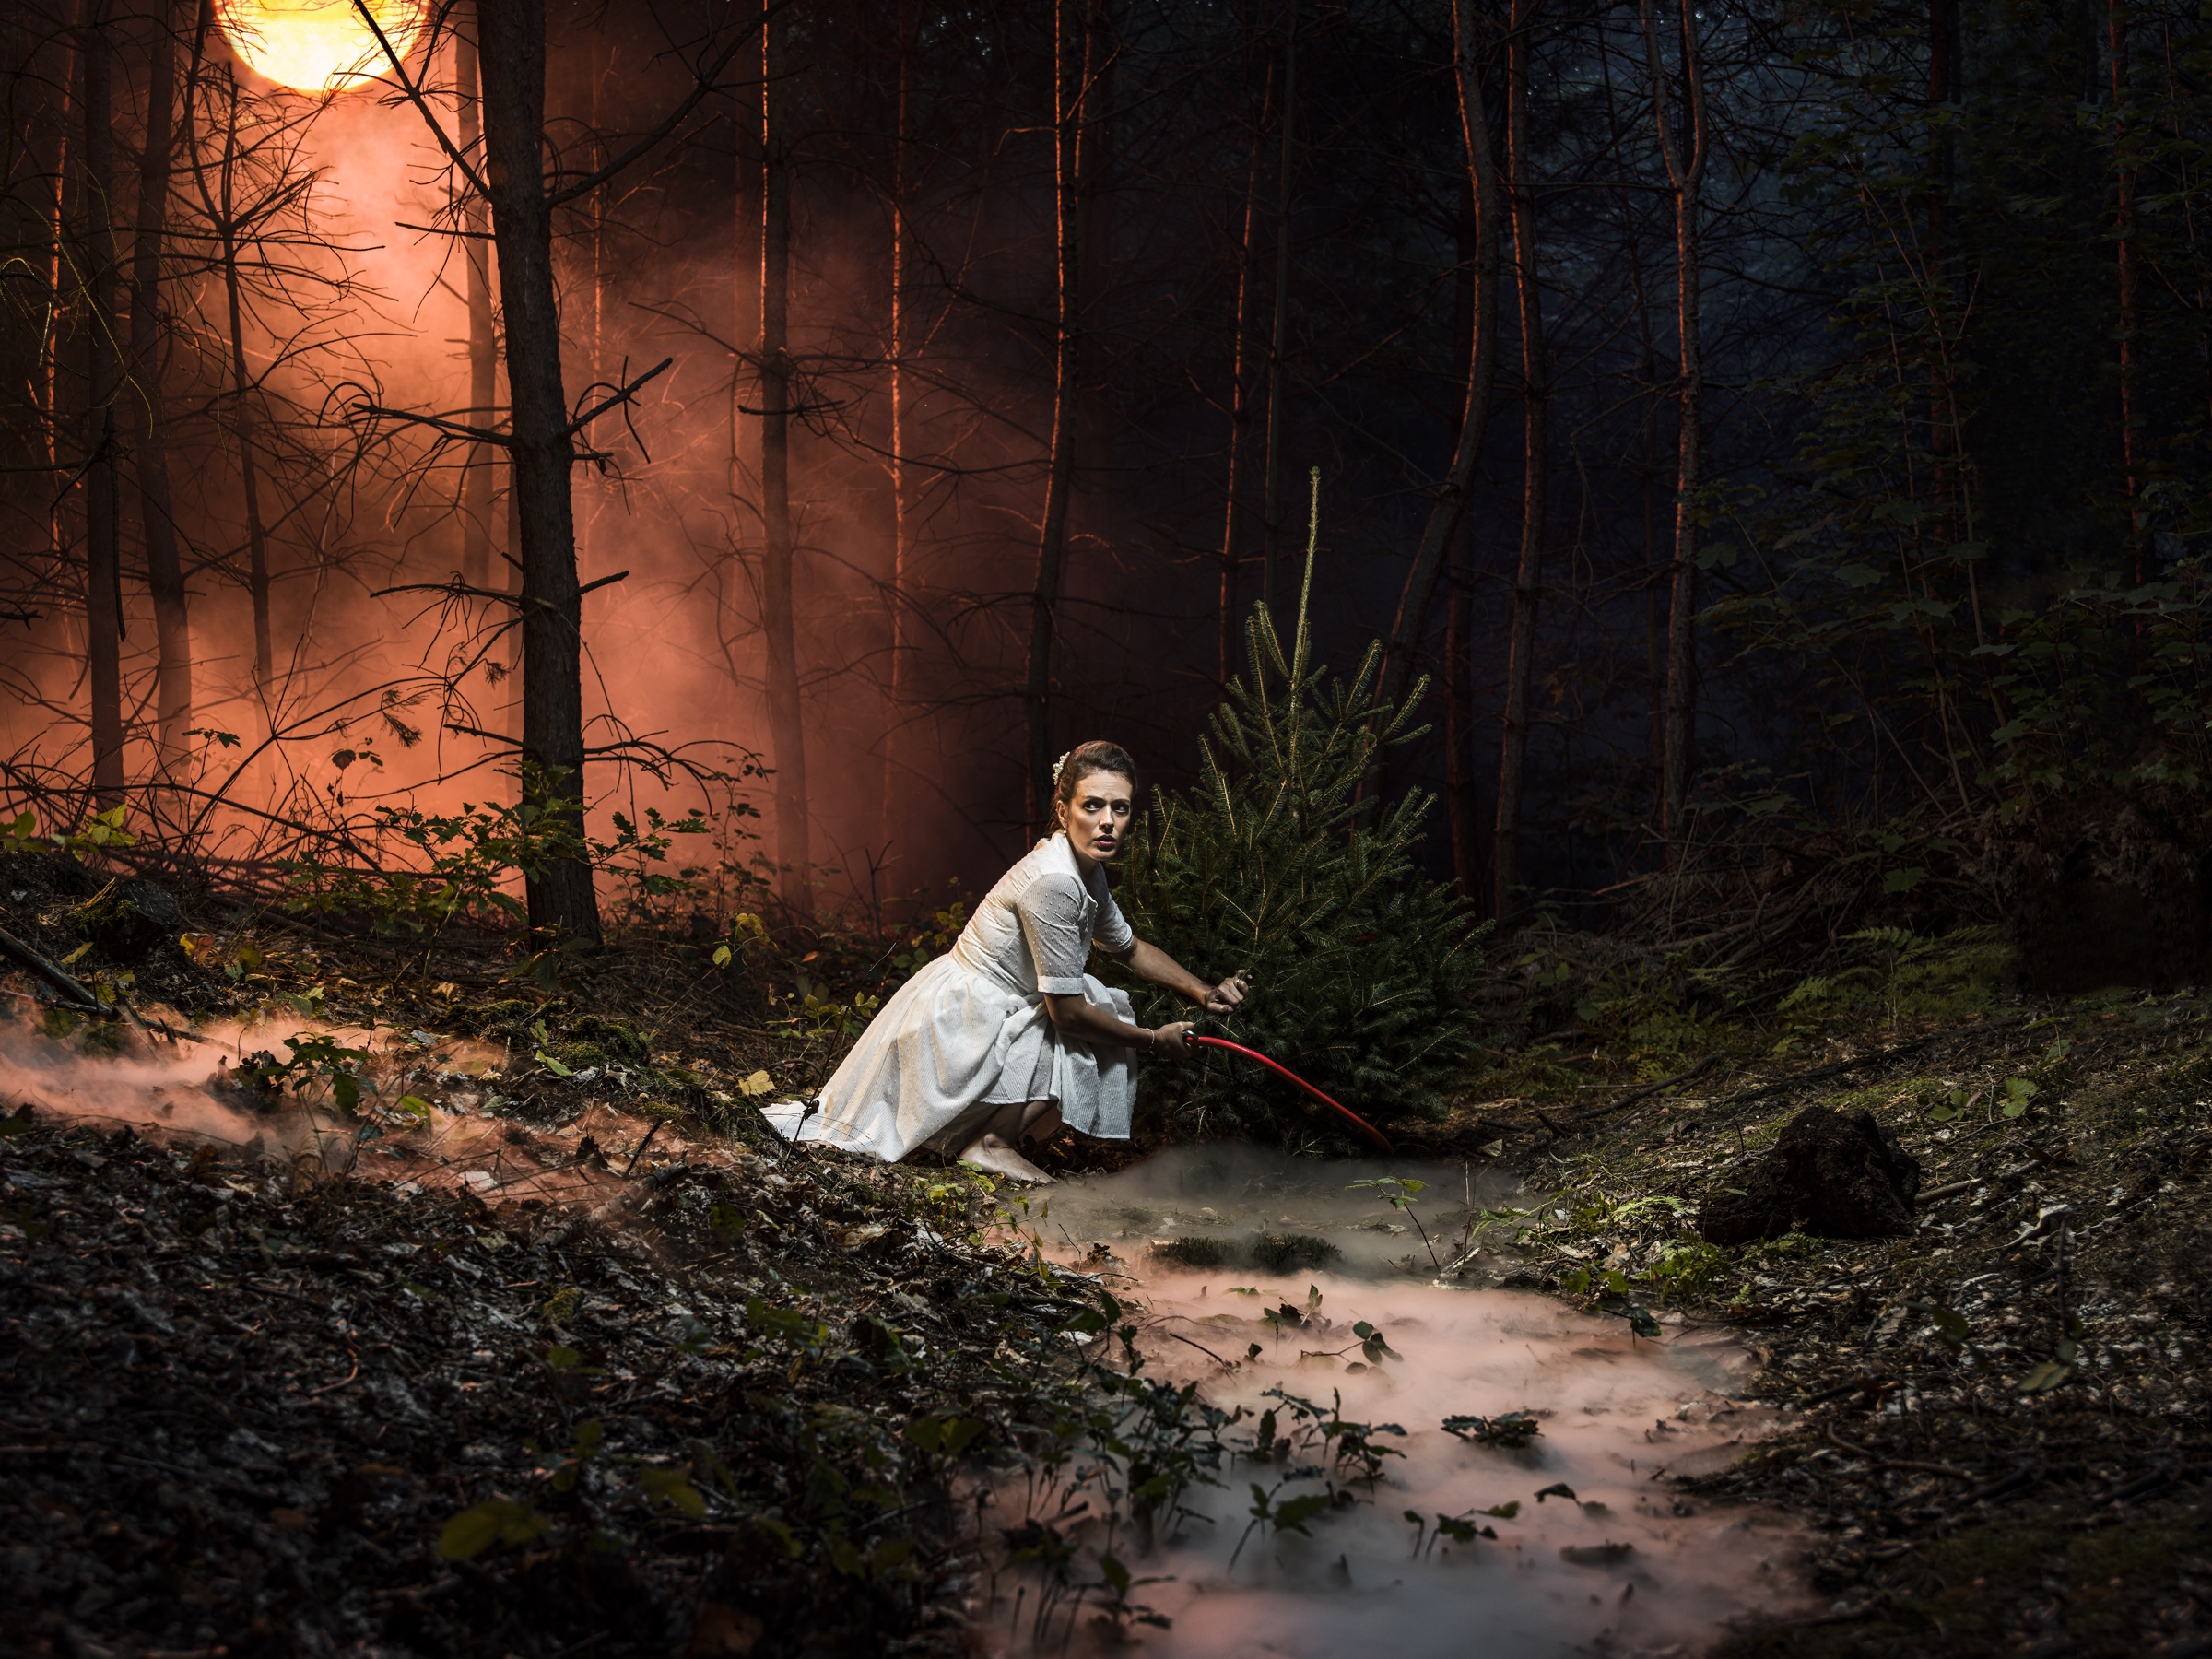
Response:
0,921,100,1007
1825,1425,1976,1481
623,1118,664,1174
1573,1053,1724,1123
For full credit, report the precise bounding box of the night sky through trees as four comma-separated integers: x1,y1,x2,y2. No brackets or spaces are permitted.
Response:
5,0,2207,935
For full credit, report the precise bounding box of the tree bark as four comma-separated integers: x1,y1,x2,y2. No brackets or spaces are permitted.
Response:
81,0,124,806
1492,0,1547,923
1257,0,1296,614
882,0,917,870
212,70,271,694
129,0,190,769
456,17,496,593
1644,0,1705,848
1927,0,1959,508
730,1,759,507
477,0,598,941
1376,0,1502,720
1218,56,1267,690
1024,0,1089,837
2109,0,2140,581
582,16,609,570
39,16,74,566
760,0,808,911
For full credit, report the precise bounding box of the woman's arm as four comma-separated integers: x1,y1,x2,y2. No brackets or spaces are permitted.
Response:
1041,991,1194,1058
1038,939,1248,1056
1109,939,1249,1017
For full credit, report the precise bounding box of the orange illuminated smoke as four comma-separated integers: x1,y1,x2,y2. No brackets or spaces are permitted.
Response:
218,0,427,95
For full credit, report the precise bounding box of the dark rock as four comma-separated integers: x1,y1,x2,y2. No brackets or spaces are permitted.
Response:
67,877,185,962
1699,1106,1922,1247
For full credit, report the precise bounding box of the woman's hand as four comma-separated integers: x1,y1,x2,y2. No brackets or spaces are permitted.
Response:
1150,1021,1196,1060
1202,971,1250,1018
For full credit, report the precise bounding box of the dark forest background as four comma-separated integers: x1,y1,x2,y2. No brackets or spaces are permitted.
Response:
6,0,2209,959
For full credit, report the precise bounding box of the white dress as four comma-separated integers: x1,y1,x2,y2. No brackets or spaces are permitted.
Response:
759,832,1141,1161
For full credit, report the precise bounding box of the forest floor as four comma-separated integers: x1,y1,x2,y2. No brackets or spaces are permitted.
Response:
0,848,2207,1656
1401,985,2212,1657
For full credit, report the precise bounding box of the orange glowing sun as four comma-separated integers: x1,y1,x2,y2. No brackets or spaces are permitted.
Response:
218,0,427,96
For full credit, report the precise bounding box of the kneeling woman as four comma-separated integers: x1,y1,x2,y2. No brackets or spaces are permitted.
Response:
763,741,1245,1183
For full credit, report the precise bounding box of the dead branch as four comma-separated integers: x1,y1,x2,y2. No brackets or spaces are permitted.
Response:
0,922,100,1008
559,359,674,441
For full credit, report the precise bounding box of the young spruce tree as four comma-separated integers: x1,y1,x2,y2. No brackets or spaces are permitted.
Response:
1112,484,1489,1146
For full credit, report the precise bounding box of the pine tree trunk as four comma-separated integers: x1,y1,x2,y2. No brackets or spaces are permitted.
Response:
1492,0,1547,923
2109,0,2140,581
477,0,598,941
730,0,759,508
39,16,72,565
882,0,916,870
1644,0,1705,848
457,16,496,593
213,73,271,695
760,0,808,911
81,1,124,806
1442,170,1484,906
1377,0,1501,719
130,1,190,770
1024,0,1086,837
582,20,608,570
1927,0,1958,505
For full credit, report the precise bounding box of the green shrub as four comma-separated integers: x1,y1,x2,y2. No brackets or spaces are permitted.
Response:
1112,535,1488,1147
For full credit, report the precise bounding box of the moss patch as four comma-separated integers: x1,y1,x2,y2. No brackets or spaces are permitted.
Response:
1252,1231,1340,1273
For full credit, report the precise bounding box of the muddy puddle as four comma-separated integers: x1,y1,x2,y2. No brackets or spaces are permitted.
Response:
992,1146,1814,1658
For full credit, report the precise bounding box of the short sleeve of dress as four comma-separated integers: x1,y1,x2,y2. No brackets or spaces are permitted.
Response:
1016,873,1095,994
1091,882,1135,956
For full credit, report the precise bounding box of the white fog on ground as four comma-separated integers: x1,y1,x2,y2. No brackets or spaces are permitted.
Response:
997,1146,1815,1658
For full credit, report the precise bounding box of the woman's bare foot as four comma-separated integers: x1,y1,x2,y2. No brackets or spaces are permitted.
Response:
958,1132,1055,1184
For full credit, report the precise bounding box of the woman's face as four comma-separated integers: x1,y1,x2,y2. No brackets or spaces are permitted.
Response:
1058,769,1134,864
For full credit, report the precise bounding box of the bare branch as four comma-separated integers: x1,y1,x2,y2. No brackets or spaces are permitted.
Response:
559,358,673,441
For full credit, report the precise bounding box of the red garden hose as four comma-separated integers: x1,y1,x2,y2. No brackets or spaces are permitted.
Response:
1185,1034,1395,1155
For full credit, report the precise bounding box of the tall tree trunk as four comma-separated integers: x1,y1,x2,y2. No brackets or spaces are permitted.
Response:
457,16,496,592
477,0,598,941
41,17,74,566
2109,0,2140,581
1218,54,1268,689
1257,0,1296,614
1492,0,1547,923
760,0,808,910
1443,185,1482,906
1601,32,1667,823
1376,0,1502,719
1024,0,1088,836
214,71,270,694
730,0,759,508
882,0,916,868
1444,517,1481,903
130,0,190,769
582,18,608,568
81,1,124,806
1927,0,1959,509
1644,0,1705,847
